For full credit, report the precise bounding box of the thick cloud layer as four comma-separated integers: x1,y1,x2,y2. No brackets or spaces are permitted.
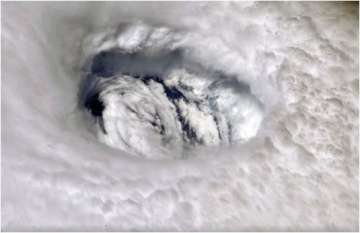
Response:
1,2,358,231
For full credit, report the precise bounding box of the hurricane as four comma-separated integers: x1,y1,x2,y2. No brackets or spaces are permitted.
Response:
1,2,358,231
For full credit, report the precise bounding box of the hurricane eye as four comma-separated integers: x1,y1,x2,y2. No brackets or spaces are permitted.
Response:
79,25,264,160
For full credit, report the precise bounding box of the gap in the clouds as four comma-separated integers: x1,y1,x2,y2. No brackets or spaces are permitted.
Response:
84,92,104,118
83,91,107,134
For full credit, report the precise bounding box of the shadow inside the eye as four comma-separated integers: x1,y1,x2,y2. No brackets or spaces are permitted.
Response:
84,92,104,118
90,49,185,78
